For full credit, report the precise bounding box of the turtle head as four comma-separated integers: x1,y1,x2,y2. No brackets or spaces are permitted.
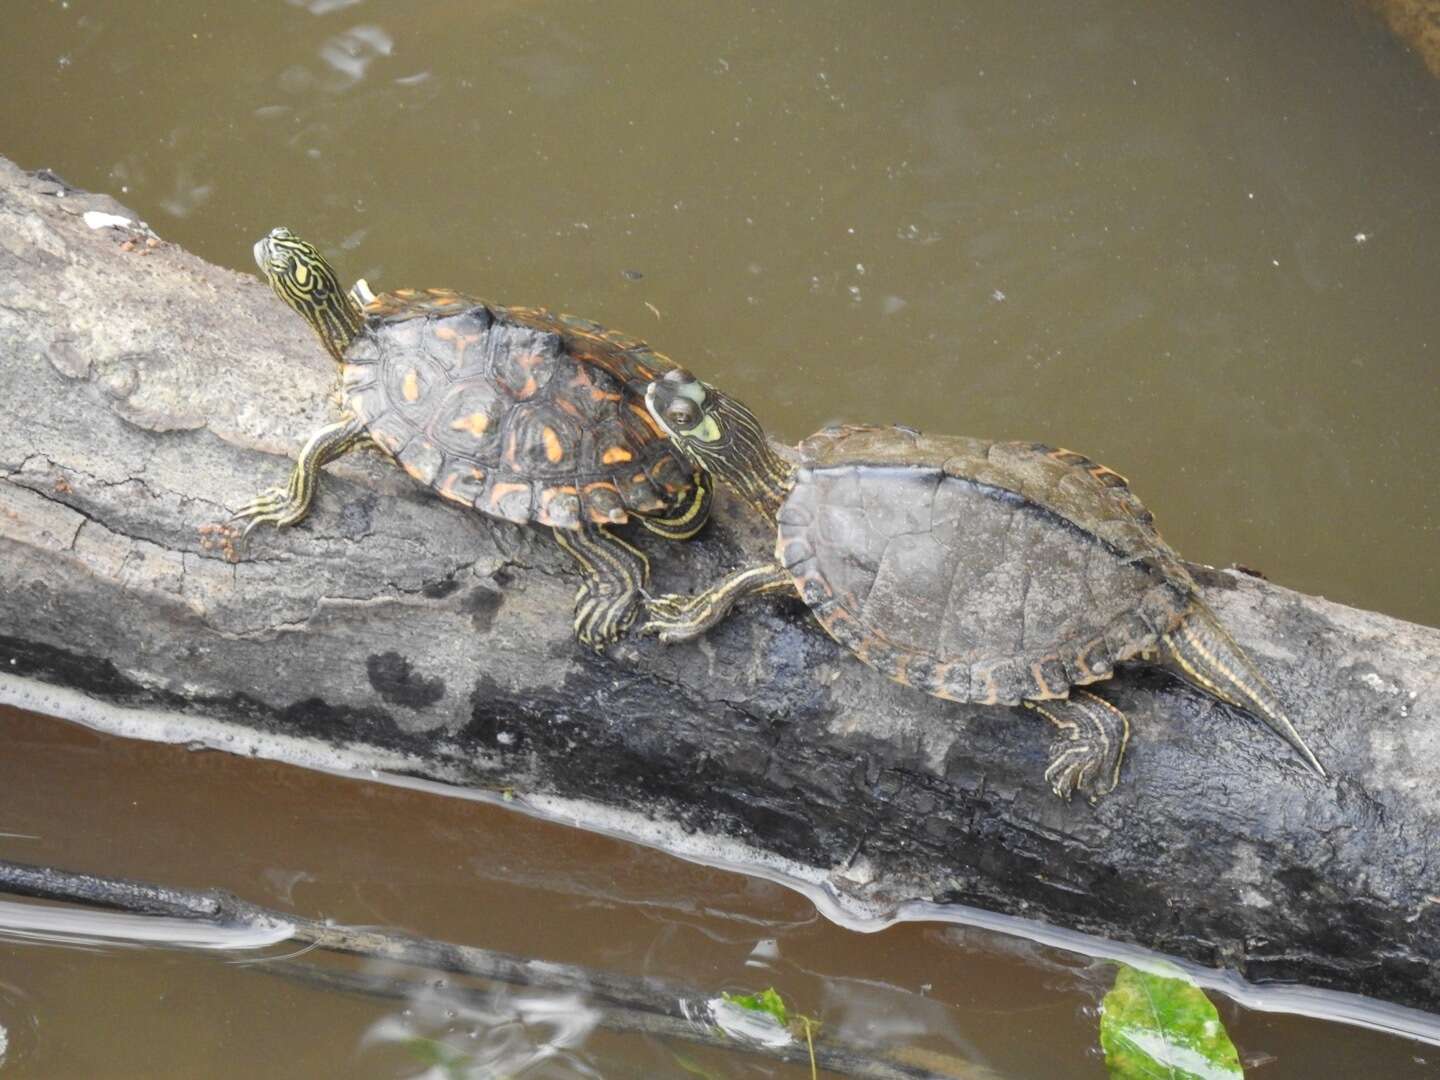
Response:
646,369,793,520
253,227,362,363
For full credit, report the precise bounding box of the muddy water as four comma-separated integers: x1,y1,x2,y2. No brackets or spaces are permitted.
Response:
2,0,1439,1075
0,705,1434,1078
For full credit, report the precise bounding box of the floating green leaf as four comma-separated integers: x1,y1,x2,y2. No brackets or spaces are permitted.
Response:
672,1050,725,1079
400,1036,474,1079
1100,964,1244,1080
722,986,789,1027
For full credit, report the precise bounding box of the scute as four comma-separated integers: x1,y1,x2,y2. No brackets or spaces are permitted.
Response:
780,425,1195,706
341,291,694,530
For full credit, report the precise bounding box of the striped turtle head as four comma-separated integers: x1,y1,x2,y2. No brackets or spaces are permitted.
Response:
645,369,793,521
253,227,362,363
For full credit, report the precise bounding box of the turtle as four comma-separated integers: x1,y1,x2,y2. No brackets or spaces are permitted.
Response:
231,227,713,650
636,369,1326,799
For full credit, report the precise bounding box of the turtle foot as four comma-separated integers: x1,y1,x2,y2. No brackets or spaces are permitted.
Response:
229,484,308,539
573,582,641,653
638,593,711,644
1027,691,1132,802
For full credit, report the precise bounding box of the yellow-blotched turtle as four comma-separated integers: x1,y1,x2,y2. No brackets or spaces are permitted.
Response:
233,228,712,649
639,371,1325,799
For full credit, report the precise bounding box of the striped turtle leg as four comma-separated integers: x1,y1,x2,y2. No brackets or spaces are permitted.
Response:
553,525,650,652
642,562,794,644
1025,690,1132,800
1160,604,1326,778
638,471,713,541
231,414,372,539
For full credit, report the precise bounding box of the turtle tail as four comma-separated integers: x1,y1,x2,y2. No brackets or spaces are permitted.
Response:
1160,604,1326,778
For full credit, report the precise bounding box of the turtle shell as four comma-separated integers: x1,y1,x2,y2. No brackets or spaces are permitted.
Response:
339,288,694,529
775,425,1196,706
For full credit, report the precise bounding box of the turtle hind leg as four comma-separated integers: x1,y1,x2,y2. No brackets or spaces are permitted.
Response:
553,525,650,652
1161,605,1326,778
230,414,371,541
1025,691,1132,800
641,562,793,644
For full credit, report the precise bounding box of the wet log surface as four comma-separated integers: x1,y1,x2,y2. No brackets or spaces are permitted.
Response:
2,154,1437,1013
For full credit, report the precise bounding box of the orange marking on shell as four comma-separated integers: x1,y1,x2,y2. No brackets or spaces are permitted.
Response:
402,369,421,402
569,366,621,404
928,663,964,702
601,446,633,465
540,485,580,520
518,352,546,370
542,427,565,463
556,399,583,419
437,473,468,505
1031,661,1061,699
516,376,539,399
583,481,626,523
488,481,529,505
629,403,663,435
976,668,1003,706
451,412,491,436
434,324,482,362
403,461,429,483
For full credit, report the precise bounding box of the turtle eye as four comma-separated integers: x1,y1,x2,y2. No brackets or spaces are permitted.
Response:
665,398,700,429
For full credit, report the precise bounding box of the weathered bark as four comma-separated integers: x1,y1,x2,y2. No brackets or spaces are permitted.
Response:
2,154,1437,1014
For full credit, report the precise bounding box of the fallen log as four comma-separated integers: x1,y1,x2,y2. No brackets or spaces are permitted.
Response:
2,153,1437,1015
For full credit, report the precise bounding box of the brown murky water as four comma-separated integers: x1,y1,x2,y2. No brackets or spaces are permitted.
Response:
2,704,1435,1078
2,0,1439,1075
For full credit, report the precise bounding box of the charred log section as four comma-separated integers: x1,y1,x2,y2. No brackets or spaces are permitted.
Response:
1,156,1436,1011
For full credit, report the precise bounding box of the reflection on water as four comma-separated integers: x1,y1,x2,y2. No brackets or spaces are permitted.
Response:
362,979,604,1080
0,900,293,952
0,706,1436,1078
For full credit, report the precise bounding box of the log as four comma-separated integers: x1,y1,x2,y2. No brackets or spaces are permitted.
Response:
2,153,1438,1016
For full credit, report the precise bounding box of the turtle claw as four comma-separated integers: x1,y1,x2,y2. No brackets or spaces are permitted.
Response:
1045,742,1103,801
1028,691,1130,802
229,484,307,540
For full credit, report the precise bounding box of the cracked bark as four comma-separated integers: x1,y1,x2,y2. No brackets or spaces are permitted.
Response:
2,154,1438,1013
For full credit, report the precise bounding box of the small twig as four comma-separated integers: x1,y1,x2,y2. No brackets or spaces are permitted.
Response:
0,858,982,1080
273,962,951,1079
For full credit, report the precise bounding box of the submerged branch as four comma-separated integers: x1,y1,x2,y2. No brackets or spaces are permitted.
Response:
0,857,978,1080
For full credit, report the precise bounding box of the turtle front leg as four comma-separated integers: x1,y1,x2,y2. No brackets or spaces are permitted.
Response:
552,525,650,652
1025,690,1132,800
231,415,371,539
642,562,793,643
